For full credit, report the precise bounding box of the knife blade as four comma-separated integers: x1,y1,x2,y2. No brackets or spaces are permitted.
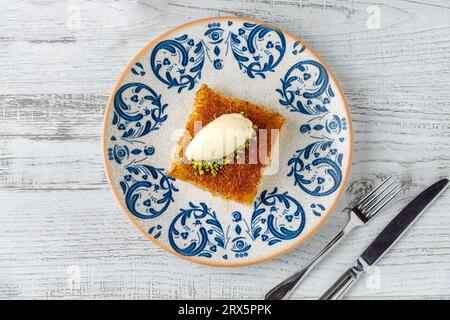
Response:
361,178,449,266
320,178,449,300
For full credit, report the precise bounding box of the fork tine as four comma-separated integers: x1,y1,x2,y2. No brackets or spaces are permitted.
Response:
364,182,400,215
367,185,404,218
357,176,392,208
359,178,396,211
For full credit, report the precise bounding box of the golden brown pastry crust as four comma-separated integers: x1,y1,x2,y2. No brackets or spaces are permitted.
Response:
168,84,285,205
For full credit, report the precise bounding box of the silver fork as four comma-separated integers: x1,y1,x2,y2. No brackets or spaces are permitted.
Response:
265,177,403,300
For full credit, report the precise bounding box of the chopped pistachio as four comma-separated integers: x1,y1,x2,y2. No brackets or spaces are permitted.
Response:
189,111,258,176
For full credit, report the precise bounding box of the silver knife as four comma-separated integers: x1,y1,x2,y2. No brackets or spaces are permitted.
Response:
320,178,449,300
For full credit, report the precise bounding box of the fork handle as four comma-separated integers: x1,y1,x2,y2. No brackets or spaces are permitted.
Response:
265,221,355,300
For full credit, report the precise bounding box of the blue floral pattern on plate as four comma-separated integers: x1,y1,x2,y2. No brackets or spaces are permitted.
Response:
150,22,286,92
103,18,351,266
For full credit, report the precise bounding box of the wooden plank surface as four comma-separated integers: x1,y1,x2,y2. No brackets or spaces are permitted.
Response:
0,0,449,299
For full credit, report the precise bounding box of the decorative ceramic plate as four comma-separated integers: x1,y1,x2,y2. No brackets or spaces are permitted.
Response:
102,17,352,266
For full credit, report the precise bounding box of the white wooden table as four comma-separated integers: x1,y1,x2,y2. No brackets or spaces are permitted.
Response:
1,0,449,300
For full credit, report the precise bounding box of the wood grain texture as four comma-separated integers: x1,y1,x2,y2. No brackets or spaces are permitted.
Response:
0,0,449,299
